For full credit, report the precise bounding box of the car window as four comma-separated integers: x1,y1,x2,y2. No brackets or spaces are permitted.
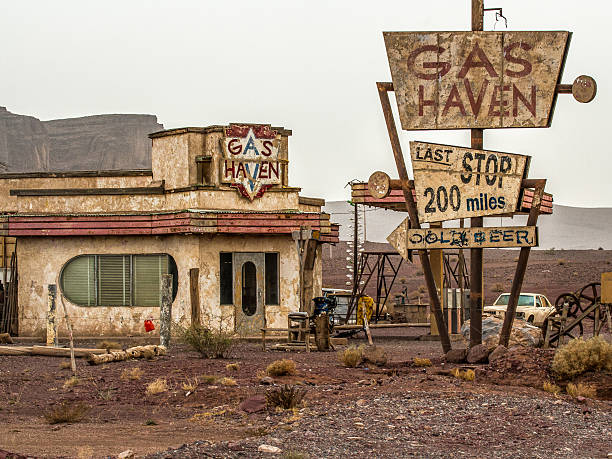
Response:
536,296,542,307
517,295,534,306
494,294,509,305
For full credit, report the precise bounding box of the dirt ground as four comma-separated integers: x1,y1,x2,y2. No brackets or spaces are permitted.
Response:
323,244,612,306
1,333,611,458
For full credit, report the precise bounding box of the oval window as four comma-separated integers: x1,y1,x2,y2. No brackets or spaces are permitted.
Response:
60,254,177,306
241,261,257,316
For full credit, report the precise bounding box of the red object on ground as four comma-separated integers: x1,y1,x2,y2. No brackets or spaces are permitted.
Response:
144,320,155,332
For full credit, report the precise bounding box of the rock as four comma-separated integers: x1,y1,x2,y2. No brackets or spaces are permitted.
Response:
461,316,543,351
445,348,467,363
118,450,135,459
239,395,266,414
488,345,507,363
259,376,274,385
258,444,282,454
356,399,367,406
467,344,489,364
362,345,388,366
0,106,163,172
0,333,13,344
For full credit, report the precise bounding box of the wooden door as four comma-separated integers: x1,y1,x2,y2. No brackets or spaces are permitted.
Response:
233,253,265,334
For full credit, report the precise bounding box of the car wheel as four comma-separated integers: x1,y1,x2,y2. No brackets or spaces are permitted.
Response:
527,316,534,324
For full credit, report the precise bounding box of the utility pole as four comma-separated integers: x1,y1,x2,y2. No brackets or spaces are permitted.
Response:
469,0,484,347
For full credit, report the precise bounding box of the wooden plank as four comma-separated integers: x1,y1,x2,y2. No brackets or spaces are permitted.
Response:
10,185,164,196
410,141,529,223
189,268,201,326
388,219,537,255
384,31,571,130
601,272,612,304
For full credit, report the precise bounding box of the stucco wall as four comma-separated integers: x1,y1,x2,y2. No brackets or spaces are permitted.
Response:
16,233,320,337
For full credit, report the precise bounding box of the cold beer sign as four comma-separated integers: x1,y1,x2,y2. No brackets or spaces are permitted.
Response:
410,141,529,223
384,31,570,130
222,124,282,200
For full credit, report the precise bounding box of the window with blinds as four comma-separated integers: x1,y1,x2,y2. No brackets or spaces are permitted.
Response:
60,254,176,307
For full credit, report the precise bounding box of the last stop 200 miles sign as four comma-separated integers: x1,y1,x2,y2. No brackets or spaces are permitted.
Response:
410,141,529,224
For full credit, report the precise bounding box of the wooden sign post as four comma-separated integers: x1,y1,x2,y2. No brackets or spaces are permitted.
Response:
376,0,596,350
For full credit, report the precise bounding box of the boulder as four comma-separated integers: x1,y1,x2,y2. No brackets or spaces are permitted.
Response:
258,444,282,454
118,450,135,459
467,344,489,364
239,395,266,414
461,316,543,351
362,345,388,366
445,348,467,363
488,345,508,363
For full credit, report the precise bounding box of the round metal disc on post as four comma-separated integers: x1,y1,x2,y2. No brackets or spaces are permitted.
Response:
368,171,391,199
572,75,597,103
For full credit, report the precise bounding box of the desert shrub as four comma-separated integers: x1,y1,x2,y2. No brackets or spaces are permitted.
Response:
219,377,237,386
551,336,612,379
63,376,80,389
201,374,218,384
413,357,432,367
283,452,309,459
542,381,561,395
338,346,363,368
266,385,306,409
175,322,235,359
146,378,168,395
450,368,475,381
44,401,89,424
182,377,199,391
266,359,297,376
566,382,596,398
97,340,121,350
121,367,143,381
226,362,240,371
98,389,113,401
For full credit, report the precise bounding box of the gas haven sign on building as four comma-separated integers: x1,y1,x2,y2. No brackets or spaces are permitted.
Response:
222,124,282,200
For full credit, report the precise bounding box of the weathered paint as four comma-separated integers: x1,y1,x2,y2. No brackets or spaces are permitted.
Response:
221,124,282,200
410,141,529,223
384,31,570,129
17,233,314,336
601,272,612,304
387,218,537,256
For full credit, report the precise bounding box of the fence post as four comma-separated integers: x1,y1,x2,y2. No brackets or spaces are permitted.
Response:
159,274,173,348
46,284,58,347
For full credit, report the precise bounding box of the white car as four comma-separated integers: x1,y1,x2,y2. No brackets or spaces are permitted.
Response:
483,293,555,327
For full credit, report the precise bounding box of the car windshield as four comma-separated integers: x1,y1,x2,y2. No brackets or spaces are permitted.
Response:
494,294,534,307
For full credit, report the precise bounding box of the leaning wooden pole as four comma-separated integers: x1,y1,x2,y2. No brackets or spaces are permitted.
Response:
59,295,77,375
499,180,546,346
377,82,452,353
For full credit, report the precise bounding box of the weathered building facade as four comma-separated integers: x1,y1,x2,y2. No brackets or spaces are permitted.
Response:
0,124,338,336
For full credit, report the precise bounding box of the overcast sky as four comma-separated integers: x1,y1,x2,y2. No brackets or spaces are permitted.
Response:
1,0,609,207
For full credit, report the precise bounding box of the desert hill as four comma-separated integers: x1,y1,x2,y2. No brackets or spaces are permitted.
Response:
0,107,162,172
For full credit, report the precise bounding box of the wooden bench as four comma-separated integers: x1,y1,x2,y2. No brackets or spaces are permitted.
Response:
260,324,311,352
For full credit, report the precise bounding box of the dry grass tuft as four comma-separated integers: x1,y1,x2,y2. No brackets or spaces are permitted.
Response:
63,376,80,389
44,401,89,424
76,445,94,459
266,359,297,376
146,378,168,395
338,346,364,368
282,451,309,459
413,357,432,367
450,368,475,381
97,340,121,350
201,374,218,385
219,377,237,386
182,377,199,391
551,336,612,379
59,360,71,370
266,384,306,410
121,367,144,381
566,382,596,399
542,381,561,395
226,362,240,372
